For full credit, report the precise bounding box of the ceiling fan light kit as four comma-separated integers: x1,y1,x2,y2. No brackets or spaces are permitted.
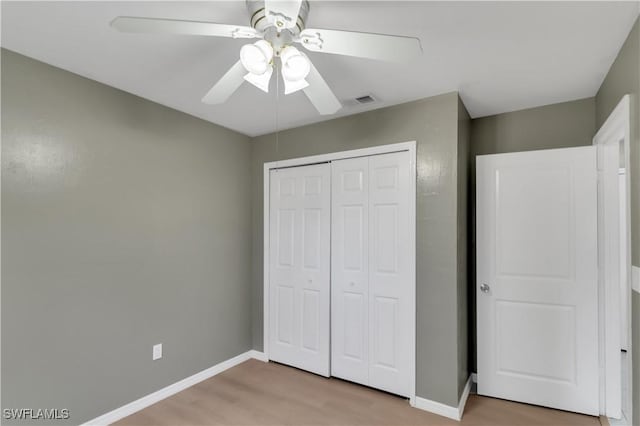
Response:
244,65,274,93
110,0,422,115
240,40,274,75
281,46,310,79
284,77,310,95
280,45,311,94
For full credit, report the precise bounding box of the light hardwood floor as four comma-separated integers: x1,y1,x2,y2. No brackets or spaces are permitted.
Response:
116,359,603,426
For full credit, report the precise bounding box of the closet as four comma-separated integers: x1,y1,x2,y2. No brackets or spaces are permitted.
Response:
331,152,411,396
268,163,331,377
267,146,413,398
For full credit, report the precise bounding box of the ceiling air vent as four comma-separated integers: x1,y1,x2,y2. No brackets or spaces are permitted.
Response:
343,95,378,108
355,95,376,104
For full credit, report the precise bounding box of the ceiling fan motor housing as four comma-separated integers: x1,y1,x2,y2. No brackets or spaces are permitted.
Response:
246,0,310,36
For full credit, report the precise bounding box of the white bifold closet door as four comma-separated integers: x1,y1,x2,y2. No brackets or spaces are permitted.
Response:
331,151,412,397
269,163,331,376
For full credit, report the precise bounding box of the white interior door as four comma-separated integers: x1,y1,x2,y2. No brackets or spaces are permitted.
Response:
331,151,412,397
331,156,370,384
269,163,330,376
368,152,412,396
476,147,599,416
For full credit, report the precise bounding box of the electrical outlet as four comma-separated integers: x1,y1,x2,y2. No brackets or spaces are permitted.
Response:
152,343,162,361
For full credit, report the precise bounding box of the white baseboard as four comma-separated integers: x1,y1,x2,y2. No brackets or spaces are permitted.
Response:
471,373,477,383
632,266,639,293
82,350,266,425
608,413,630,426
413,375,472,421
248,349,268,362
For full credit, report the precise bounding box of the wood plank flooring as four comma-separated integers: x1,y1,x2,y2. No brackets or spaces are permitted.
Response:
116,359,602,426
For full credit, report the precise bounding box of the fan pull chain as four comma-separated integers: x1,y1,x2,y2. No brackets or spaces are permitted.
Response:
275,60,280,164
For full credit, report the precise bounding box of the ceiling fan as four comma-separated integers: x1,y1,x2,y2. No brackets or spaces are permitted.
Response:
111,0,422,115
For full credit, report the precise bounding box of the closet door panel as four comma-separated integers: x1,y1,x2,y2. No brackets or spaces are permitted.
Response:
368,151,411,397
331,157,369,385
269,164,330,376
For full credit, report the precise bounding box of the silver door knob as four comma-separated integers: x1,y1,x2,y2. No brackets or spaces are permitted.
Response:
480,283,491,293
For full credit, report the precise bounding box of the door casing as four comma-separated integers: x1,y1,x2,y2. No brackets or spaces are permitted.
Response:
263,141,417,405
592,94,632,420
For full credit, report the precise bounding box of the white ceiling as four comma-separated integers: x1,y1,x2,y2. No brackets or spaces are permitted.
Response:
2,1,638,136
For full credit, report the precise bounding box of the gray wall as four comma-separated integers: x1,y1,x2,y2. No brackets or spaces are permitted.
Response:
471,97,596,155
456,98,471,397
1,49,253,425
251,93,469,406
595,16,639,426
469,97,597,371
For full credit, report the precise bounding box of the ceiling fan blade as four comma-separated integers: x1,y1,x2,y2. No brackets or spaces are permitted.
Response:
111,17,259,39
202,60,246,105
298,28,422,62
264,0,302,30
303,62,341,115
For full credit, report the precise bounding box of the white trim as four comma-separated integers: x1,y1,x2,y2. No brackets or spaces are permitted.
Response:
594,95,631,145
593,94,632,420
263,141,418,404
81,350,264,426
633,266,640,293
471,373,477,383
264,141,417,171
412,376,472,421
408,142,417,407
263,166,270,360
608,412,631,426
248,350,268,362
458,376,473,420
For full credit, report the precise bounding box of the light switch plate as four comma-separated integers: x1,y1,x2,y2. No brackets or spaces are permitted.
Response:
152,343,162,361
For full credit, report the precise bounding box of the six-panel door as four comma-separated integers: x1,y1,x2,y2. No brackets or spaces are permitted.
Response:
331,151,412,397
368,152,412,396
269,164,331,376
331,157,370,384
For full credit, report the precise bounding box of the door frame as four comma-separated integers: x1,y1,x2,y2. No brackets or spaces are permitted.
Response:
263,141,417,404
592,94,632,420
